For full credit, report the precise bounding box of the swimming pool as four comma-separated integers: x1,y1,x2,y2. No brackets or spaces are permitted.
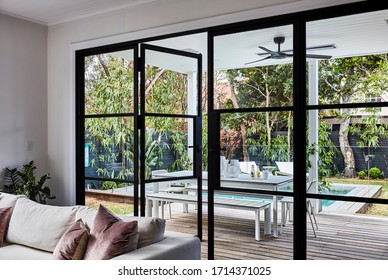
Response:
204,185,355,207
320,187,354,207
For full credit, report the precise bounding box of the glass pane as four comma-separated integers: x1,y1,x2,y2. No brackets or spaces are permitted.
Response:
213,195,292,260
220,112,294,192
85,180,135,216
307,200,388,259
307,10,388,106
214,25,293,109
145,116,194,179
84,50,135,114
144,49,198,115
85,117,135,181
308,108,388,200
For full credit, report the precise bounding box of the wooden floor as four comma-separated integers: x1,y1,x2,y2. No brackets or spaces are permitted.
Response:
164,204,388,260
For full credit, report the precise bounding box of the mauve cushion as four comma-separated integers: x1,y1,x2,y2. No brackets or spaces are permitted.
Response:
52,219,89,260
83,205,138,260
0,207,12,247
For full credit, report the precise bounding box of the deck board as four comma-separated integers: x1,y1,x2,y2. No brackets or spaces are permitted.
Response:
164,204,388,260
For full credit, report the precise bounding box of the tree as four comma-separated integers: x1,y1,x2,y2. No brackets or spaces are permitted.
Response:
84,53,193,184
226,64,293,163
225,70,249,161
319,54,388,177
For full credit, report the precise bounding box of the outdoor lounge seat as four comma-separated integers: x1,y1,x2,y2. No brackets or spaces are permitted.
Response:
275,161,293,176
275,161,309,178
239,161,257,174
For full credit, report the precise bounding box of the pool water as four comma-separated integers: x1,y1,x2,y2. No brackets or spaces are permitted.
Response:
320,188,354,207
209,186,354,207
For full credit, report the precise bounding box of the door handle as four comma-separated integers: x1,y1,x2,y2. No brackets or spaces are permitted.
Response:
188,145,203,152
208,147,226,152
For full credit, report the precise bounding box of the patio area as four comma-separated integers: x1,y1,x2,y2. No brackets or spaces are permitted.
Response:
164,203,388,260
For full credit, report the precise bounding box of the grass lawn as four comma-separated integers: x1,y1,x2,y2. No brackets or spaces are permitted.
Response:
86,196,134,215
329,177,388,216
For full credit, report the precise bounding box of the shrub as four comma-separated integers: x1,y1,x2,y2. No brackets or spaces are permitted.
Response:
357,170,367,179
101,181,117,190
369,167,381,179
1,161,55,204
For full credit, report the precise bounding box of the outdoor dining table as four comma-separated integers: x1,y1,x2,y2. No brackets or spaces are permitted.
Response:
150,170,293,237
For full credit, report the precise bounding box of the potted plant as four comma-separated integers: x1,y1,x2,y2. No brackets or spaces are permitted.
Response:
1,160,55,204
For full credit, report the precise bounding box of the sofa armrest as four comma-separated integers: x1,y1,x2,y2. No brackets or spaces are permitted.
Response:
112,235,201,260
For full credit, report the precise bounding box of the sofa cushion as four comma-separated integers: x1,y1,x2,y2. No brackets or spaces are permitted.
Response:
83,205,138,260
76,206,166,248
0,193,25,209
0,244,52,260
52,219,89,260
6,197,78,252
120,216,166,248
0,207,12,247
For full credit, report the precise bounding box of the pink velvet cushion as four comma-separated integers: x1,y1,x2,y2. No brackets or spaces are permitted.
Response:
0,207,12,247
52,219,89,260
83,205,138,260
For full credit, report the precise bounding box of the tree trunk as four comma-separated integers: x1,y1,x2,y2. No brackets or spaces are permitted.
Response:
339,113,356,178
97,55,110,77
228,76,249,161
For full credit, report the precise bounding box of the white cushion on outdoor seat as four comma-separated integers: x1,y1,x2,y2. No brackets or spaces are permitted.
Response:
275,161,293,175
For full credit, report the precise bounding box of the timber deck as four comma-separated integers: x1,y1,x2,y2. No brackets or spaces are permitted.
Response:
164,204,388,260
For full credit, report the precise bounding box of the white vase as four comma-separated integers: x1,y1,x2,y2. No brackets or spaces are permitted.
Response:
220,156,227,177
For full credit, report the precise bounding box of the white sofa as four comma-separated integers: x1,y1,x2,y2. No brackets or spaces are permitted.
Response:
0,192,201,260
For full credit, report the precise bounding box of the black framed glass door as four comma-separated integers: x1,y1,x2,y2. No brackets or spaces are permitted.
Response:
76,44,140,215
208,23,298,259
139,44,203,238
77,43,203,235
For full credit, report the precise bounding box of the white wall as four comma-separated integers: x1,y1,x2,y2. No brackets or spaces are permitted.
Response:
0,14,47,184
47,0,361,205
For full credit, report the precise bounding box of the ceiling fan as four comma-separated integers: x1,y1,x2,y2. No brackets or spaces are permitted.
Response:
245,36,336,65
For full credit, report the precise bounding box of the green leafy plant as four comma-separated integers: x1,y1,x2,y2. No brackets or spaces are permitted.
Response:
1,161,55,204
101,181,117,190
369,167,381,179
357,170,367,179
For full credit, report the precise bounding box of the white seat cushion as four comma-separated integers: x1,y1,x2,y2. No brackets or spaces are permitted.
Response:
0,244,52,260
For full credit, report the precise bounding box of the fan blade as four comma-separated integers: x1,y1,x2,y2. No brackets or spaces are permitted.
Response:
306,54,332,59
244,56,271,65
278,52,293,57
258,46,278,55
306,44,336,51
258,44,336,55
281,44,336,53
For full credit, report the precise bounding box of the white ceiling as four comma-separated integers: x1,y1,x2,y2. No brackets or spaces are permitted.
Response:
0,0,159,25
2,0,385,72
0,0,361,26
147,9,388,72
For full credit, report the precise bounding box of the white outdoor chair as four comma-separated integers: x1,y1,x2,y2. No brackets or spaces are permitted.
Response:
275,161,293,176
239,161,257,174
280,180,319,237
151,169,186,218
276,161,309,178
